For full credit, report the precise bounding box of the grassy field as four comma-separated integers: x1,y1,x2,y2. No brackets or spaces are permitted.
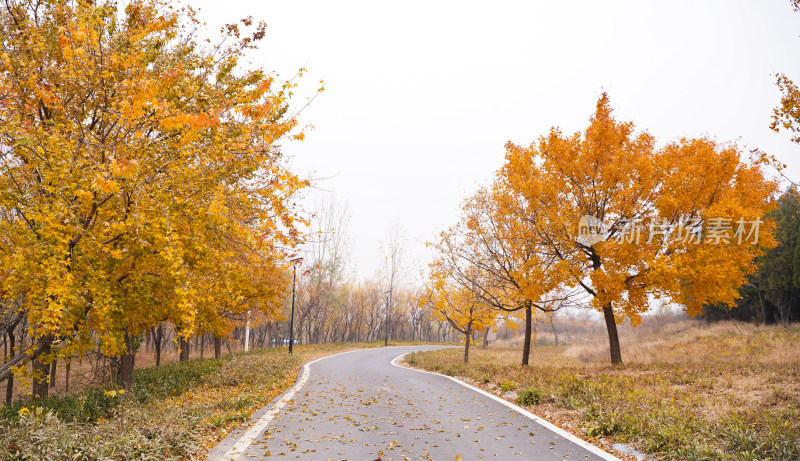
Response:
0,341,413,460
405,320,800,461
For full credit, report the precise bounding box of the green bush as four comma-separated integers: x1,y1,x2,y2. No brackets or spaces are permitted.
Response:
516,387,544,406
0,387,124,424
132,355,224,403
0,356,223,425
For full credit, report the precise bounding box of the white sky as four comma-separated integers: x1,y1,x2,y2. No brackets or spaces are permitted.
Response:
190,0,800,281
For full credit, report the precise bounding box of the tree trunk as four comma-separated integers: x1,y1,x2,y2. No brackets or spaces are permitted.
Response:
5,368,12,406
152,325,163,366
100,354,107,385
32,360,49,399
118,330,135,390
551,321,558,347
119,353,134,390
65,360,71,394
214,336,222,359
154,335,161,366
522,305,532,366
179,336,190,362
602,303,623,364
482,327,489,348
49,359,57,389
31,336,53,399
5,331,14,405
463,324,472,364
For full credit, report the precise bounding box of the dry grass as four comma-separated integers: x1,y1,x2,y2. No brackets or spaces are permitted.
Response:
565,318,796,366
405,319,800,460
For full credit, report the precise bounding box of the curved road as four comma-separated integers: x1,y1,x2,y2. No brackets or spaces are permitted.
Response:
208,346,617,460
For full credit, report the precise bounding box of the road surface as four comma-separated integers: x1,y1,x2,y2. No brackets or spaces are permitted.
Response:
208,346,617,460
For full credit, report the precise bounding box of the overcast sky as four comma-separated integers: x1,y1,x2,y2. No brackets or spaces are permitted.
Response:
191,0,800,281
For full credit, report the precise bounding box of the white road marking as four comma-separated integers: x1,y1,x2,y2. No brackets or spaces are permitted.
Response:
391,352,622,461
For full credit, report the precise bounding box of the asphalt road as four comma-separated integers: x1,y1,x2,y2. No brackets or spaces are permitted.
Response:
208,345,616,461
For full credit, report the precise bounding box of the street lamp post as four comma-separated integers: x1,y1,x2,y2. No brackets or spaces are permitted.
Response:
289,257,303,354
244,310,251,352
384,289,392,347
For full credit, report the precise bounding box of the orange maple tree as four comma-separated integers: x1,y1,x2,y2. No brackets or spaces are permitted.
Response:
499,94,777,364
772,1,800,149
429,186,574,365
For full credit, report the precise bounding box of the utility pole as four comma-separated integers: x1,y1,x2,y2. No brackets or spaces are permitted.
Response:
384,289,392,346
244,310,250,352
289,257,303,354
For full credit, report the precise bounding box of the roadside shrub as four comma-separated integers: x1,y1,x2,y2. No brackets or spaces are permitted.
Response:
581,407,622,437
516,388,544,406
132,356,224,403
499,381,516,392
0,405,197,460
0,387,124,424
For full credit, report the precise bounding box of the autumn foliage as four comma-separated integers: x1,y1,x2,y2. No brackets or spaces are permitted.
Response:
427,186,572,366
432,93,778,364
0,0,308,392
421,264,495,363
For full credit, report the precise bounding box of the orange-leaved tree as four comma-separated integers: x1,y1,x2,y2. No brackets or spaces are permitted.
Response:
772,0,800,149
773,74,800,146
762,1,799,184
0,0,308,392
500,93,778,364
421,263,495,364
429,187,574,365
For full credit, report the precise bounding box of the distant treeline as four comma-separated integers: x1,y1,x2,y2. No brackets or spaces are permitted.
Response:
703,188,800,325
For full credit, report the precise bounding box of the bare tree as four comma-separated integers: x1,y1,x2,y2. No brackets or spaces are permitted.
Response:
296,195,353,344
379,223,410,343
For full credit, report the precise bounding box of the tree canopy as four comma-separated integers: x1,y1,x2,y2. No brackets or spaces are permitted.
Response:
0,0,308,391
432,93,778,365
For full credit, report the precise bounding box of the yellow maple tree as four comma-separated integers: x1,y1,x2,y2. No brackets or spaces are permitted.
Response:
421,263,495,364
0,0,309,392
